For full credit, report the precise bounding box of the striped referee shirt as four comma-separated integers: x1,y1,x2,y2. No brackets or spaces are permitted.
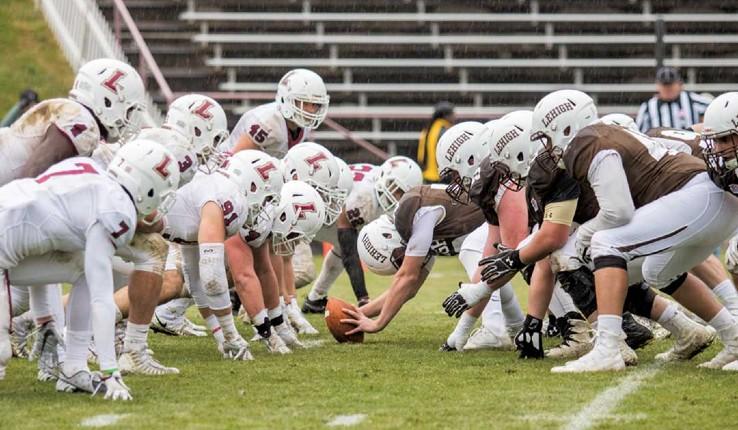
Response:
635,91,711,132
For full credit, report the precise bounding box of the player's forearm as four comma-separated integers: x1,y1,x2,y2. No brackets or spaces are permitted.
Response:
374,272,422,331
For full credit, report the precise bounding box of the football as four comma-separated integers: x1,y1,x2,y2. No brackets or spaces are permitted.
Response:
324,297,365,343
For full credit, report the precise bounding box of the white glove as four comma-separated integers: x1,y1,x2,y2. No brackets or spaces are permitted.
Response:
574,230,592,266
102,372,132,401
726,236,738,275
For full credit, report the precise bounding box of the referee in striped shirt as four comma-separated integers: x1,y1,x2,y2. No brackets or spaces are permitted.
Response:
635,67,711,132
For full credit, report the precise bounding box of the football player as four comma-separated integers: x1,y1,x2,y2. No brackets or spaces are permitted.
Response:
530,90,738,372
302,156,423,314
0,139,178,401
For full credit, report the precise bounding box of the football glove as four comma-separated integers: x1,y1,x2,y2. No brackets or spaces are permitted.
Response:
442,282,491,318
514,315,544,359
101,371,132,401
479,245,527,284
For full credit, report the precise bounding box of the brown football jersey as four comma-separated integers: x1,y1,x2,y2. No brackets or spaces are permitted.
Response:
526,159,599,226
646,127,703,157
563,123,705,208
468,155,504,225
395,185,486,251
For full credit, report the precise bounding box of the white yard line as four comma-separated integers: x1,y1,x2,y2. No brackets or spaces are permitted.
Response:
561,364,663,430
80,414,130,427
327,414,367,427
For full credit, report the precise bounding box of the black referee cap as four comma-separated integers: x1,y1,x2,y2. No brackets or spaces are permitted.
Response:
656,67,681,84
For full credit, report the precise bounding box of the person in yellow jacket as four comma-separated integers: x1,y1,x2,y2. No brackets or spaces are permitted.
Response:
417,101,455,183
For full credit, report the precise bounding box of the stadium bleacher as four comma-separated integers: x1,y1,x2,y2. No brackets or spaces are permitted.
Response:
97,0,738,161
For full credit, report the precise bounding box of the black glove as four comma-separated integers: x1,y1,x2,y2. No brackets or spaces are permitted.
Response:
514,315,544,359
441,282,490,318
545,314,560,338
479,245,526,284
442,290,469,318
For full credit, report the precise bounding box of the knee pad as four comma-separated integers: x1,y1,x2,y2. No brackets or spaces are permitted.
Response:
556,267,597,317
659,272,688,296
127,233,168,275
623,282,656,318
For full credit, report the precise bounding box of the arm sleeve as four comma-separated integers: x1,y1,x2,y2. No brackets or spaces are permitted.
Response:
84,222,118,371
405,206,445,257
576,151,635,247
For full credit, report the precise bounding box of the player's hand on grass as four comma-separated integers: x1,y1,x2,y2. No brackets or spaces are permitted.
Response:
101,371,132,401
341,307,379,335
478,244,526,283
442,282,490,317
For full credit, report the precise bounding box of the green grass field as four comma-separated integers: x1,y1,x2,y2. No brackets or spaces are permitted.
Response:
0,0,73,113
2,256,737,430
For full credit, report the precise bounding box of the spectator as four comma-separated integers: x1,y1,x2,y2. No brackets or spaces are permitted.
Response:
417,101,455,183
635,67,711,133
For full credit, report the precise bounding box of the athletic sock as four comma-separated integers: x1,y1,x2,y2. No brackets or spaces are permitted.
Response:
713,280,738,315
205,314,224,345
123,322,149,352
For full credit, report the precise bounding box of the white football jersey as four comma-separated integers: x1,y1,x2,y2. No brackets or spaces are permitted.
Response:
162,172,248,245
224,102,309,158
0,157,136,268
0,99,101,186
239,203,274,248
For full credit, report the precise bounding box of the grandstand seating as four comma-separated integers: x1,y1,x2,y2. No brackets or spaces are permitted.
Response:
96,0,738,161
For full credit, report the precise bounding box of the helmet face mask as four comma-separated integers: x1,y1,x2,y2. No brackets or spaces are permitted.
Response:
703,133,738,192
271,180,326,255
439,167,472,205
374,156,423,213
283,142,341,225
494,162,525,192
435,121,491,205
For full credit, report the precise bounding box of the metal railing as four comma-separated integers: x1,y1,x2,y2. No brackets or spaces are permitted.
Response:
35,0,166,124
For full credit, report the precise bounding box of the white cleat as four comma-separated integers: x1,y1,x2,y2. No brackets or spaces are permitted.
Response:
551,345,626,373
633,315,671,340
151,311,206,337
56,366,104,393
656,324,716,362
619,339,638,366
262,333,291,354
37,368,58,382
30,321,63,378
222,337,254,361
119,348,180,376
286,303,320,335
275,322,305,349
546,318,594,359
463,325,514,351
720,360,738,371
698,342,738,369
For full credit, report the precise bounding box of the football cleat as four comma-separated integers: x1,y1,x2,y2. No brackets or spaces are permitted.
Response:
56,366,104,393
151,311,207,337
633,315,671,340
656,322,716,362
622,312,654,350
551,344,626,373
463,325,514,351
698,339,738,369
619,338,639,366
262,333,291,354
10,315,33,358
301,297,328,314
275,322,305,348
222,337,254,361
546,313,594,359
119,348,180,376
37,368,58,382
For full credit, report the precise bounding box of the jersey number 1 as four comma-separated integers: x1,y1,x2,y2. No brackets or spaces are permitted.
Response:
35,162,98,184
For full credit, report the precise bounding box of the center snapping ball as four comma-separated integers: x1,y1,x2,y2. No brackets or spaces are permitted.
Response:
324,297,365,343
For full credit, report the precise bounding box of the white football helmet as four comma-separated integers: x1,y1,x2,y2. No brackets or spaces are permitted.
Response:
276,69,330,129
220,150,284,224
107,139,180,225
334,157,354,205
164,94,229,170
282,141,342,225
489,110,534,191
599,113,638,131
357,215,406,276
531,89,598,170
272,180,327,255
435,121,491,204
69,58,146,143
374,156,423,213
701,92,738,192
136,127,198,186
